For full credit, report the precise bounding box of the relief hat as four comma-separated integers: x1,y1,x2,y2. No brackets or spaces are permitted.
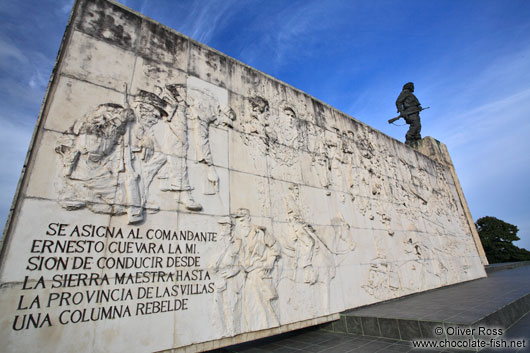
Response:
233,208,250,218
134,89,168,117
217,216,233,225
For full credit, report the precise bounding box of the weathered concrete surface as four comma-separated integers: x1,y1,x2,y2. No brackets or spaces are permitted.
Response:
0,0,486,352
416,137,488,265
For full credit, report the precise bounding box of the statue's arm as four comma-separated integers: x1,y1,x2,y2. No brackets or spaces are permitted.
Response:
395,91,407,112
411,93,422,108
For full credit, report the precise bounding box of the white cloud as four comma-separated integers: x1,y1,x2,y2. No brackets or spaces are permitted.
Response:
0,36,28,64
28,68,50,90
438,88,530,149
237,1,338,73
175,0,242,45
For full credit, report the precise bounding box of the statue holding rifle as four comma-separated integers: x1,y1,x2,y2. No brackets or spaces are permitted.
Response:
388,82,428,147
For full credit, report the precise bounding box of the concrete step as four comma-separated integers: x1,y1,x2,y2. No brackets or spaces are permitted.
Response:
324,266,530,342
485,261,530,274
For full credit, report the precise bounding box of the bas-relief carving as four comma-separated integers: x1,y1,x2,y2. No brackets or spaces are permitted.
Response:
362,232,442,300
156,84,202,211
55,82,236,223
266,104,305,167
0,3,488,352
233,95,271,174
55,103,135,215
361,167,477,298
226,87,480,306
212,209,280,335
318,127,480,299
49,41,481,341
212,216,244,335
187,85,235,195
280,183,356,312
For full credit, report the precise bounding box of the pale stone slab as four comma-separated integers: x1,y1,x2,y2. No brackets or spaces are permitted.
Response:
137,19,188,71
228,130,268,177
229,170,270,217
130,56,188,99
44,75,126,133
24,130,64,200
189,43,228,89
61,30,136,92
227,61,265,97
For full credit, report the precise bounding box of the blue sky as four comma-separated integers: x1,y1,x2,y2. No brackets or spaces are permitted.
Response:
1,0,529,250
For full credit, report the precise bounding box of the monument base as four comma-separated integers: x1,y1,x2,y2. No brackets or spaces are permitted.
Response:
165,314,338,353
326,265,530,341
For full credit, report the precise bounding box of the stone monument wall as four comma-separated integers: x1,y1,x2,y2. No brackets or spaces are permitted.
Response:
0,0,487,352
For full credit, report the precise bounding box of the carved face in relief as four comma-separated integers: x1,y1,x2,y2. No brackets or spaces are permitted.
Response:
282,107,297,129
226,108,236,124
233,208,252,238
76,104,131,144
288,183,300,198
87,110,108,129
133,102,161,128
287,209,302,223
249,97,269,116
283,107,295,120
218,217,233,239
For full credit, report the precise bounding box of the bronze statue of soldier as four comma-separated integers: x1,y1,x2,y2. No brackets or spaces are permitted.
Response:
389,82,427,148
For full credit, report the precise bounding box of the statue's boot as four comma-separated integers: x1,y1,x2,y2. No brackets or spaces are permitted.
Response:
144,201,160,213
179,191,202,211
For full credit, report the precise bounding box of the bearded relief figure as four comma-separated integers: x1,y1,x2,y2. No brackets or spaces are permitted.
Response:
362,237,401,300
211,216,244,336
339,130,356,200
400,231,447,292
55,88,173,223
232,208,281,331
284,184,318,285
210,208,282,334
55,103,137,218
